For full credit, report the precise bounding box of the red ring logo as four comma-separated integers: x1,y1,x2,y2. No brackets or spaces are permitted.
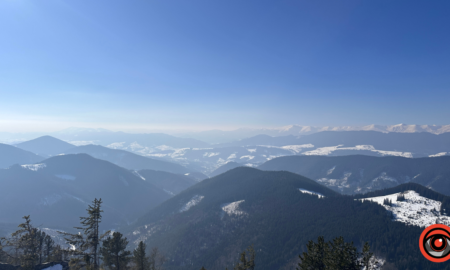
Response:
420,224,450,263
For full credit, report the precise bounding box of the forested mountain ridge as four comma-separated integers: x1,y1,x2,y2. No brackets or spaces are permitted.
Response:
0,154,170,229
125,167,443,270
64,144,195,174
259,155,450,195
0,143,44,169
15,136,75,157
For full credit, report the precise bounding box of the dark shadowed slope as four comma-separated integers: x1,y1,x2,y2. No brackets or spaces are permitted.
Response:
16,136,75,157
136,170,197,195
124,167,446,270
259,155,450,195
64,144,193,174
0,154,170,229
0,143,44,169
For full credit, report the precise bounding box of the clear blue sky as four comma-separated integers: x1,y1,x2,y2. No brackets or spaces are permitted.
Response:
1,0,449,132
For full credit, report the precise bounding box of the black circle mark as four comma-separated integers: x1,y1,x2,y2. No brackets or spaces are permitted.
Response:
423,228,450,259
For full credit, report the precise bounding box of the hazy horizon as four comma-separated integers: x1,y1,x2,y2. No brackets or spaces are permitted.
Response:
1,0,449,132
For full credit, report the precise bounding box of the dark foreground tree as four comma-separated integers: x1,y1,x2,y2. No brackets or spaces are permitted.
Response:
297,236,381,270
10,216,39,270
148,247,166,270
59,198,109,270
100,232,131,270
234,245,255,270
133,241,150,270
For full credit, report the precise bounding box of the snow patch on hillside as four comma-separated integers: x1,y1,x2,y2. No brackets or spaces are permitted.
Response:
360,190,450,227
327,166,336,175
281,144,314,153
221,200,246,216
299,188,324,198
303,145,342,156
21,163,46,171
317,172,352,190
429,152,448,157
132,171,146,180
55,174,76,180
302,145,413,158
375,150,413,158
180,195,204,212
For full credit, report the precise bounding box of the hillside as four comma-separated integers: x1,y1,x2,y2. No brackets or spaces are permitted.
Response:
64,144,193,174
136,169,197,195
0,154,170,229
259,155,450,195
209,161,245,177
0,143,44,169
125,167,442,270
15,136,75,157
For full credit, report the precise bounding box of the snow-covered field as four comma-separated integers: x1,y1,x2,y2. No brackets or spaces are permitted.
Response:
360,190,450,227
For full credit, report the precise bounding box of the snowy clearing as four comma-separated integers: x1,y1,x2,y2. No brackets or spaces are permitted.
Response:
180,195,205,212
360,190,450,227
221,200,246,216
299,188,324,198
21,163,46,171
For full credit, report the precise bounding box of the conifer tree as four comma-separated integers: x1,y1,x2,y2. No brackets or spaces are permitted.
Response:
43,234,54,262
59,198,109,270
297,236,377,270
234,245,255,270
133,241,150,270
10,216,39,270
35,230,46,265
148,247,166,270
200,267,206,270
297,236,327,270
100,232,131,270
327,236,359,270
360,242,373,270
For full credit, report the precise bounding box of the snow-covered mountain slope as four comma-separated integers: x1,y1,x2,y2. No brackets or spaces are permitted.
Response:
259,155,450,196
360,190,450,227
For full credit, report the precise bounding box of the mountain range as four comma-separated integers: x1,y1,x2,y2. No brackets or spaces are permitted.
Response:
125,167,444,270
258,155,450,195
0,143,44,169
0,154,171,230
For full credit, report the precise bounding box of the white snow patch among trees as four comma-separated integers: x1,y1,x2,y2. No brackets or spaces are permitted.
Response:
429,152,448,157
298,188,324,198
360,190,450,227
180,195,204,212
281,144,314,153
221,200,246,216
132,171,146,180
21,163,46,171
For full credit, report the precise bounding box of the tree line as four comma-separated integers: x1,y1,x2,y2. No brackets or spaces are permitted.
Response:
0,198,165,270
1,198,379,270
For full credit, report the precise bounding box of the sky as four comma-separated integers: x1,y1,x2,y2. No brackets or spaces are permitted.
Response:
0,0,449,132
